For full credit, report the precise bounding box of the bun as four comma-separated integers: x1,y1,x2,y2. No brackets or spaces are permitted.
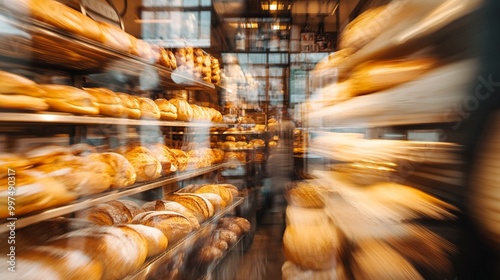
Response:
141,200,200,229
98,152,137,189
155,98,178,120
132,211,193,244
116,93,141,119
166,193,214,223
136,96,161,119
0,246,103,280
83,88,124,117
47,226,148,280
40,84,99,115
119,224,168,257
118,145,162,182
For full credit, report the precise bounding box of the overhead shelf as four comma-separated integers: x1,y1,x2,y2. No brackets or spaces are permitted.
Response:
308,59,478,128
0,163,230,233
0,112,230,127
0,12,216,91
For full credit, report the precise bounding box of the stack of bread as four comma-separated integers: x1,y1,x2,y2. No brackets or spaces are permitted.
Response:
210,56,221,85
282,181,344,280
175,47,196,78
193,48,211,83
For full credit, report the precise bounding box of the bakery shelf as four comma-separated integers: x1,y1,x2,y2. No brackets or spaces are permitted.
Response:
308,59,478,129
0,112,229,127
125,196,245,280
0,12,215,91
0,163,230,234
336,0,481,79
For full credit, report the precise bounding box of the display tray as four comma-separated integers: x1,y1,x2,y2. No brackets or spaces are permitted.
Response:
0,12,215,91
0,163,230,233
0,112,229,127
124,197,245,280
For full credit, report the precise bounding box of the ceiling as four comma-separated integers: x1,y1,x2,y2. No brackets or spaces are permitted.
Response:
212,0,367,33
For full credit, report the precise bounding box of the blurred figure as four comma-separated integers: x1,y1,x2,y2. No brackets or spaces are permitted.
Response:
267,110,296,210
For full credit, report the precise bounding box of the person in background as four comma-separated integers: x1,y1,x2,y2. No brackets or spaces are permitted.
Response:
267,110,296,211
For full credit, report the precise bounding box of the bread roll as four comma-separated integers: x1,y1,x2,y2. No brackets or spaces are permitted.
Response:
0,171,77,219
2,0,104,43
47,226,148,280
219,217,251,235
131,210,193,244
166,193,214,223
169,98,193,121
195,184,234,205
117,93,141,119
119,224,168,257
213,229,238,246
195,245,223,264
141,200,200,229
135,96,161,119
40,84,99,115
97,152,137,189
349,58,437,97
155,98,178,121
83,87,124,117
118,146,162,182
0,245,103,280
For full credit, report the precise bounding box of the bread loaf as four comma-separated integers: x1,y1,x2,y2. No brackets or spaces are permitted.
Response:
135,96,161,119
196,193,226,212
0,93,49,111
99,22,133,54
0,70,45,97
283,224,340,270
213,229,238,246
97,152,137,189
83,87,124,117
117,93,141,119
169,148,189,171
195,184,234,205
117,146,162,182
286,183,325,208
132,210,193,244
0,245,103,280
47,226,148,280
169,98,193,121
155,98,178,120
166,193,214,223
146,143,178,173
39,84,100,115
349,58,437,97
23,144,71,165
0,171,77,219
119,224,168,257
141,200,200,229
75,200,140,225
2,0,104,43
